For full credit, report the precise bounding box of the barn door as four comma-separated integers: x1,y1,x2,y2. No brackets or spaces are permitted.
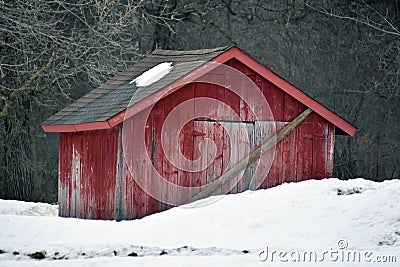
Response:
191,120,273,194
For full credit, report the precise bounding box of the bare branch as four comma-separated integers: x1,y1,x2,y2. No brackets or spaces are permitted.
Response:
305,2,400,37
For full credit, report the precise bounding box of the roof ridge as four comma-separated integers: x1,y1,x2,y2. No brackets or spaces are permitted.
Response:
151,46,231,56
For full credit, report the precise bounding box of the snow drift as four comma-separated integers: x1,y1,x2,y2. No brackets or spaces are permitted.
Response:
0,178,399,266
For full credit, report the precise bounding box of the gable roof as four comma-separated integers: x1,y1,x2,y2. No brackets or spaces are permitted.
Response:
42,46,357,136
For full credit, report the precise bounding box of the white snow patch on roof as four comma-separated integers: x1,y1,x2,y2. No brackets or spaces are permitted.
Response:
129,62,173,87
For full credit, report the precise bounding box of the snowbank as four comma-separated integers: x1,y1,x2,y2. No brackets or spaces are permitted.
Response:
0,178,399,266
0,199,58,217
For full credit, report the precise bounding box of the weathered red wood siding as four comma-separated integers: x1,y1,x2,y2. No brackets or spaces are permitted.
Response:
58,127,119,219
58,58,335,220
112,58,335,219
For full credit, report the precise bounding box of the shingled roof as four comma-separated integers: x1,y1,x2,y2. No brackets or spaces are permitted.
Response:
42,46,357,136
42,47,230,127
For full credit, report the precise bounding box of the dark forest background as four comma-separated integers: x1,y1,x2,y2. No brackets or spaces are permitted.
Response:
1,0,399,202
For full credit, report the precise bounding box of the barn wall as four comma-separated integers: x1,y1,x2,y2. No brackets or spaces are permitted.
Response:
58,57,336,220
224,58,335,186
58,127,119,219
115,58,336,220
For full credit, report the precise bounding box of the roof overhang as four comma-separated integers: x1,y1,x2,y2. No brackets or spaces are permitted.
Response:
42,47,357,136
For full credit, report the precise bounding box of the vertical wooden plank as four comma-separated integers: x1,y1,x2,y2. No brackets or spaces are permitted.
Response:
267,122,285,188
98,132,105,219
109,128,118,219
145,112,161,215
134,110,148,218
254,121,275,189
296,114,314,182
262,81,285,123
67,133,73,218
89,132,97,219
193,121,208,191
313,115,327,179
283,94,300,122
94,132,101,219
99,132,107,219
252,122,262,189
87,132,95,219
204,121,225,196
104,131,112,218
281,127,298,184
214,122,225,192
236,122,251,192
270,84,285,121
222,122,231,194
205,122,215,194
91,132,98,219
108,129,117,219
143,109,155,215
242,123,254,191
326,124,335,177
239,74,255,121
313,137,326,179
133,112,145,218
70,134,81,218
126,120,139,220
299,137,313,181
178,126,191,204
253,74,271,121
115,128,125,221
225,122,240,194
104,130,113,219
58,133,70,217
151,98,166,212
177,85,195,205
260,79,272,121
194,81,211,120
215,74,226,120
208,75,218,119
86,132,93,219
220,124,229,190
58,134,64,217
225,74,241,120
282,94,300,183
163,92,179,208
79,132,88,219
125,116,138,219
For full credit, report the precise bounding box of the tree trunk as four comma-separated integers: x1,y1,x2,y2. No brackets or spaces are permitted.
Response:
3,102,33,200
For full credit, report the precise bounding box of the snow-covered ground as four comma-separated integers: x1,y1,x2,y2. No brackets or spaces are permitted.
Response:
0,200,58,217
1,178,399,266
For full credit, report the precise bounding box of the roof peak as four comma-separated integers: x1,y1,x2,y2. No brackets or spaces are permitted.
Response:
151,46,231,57
42,46,356,136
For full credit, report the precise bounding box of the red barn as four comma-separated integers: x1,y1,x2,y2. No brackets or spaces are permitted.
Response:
42,47,357,220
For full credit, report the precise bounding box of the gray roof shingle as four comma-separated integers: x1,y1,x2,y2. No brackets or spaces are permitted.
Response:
43,47,230,125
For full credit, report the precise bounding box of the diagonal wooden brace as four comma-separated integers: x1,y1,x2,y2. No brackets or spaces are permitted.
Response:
187,108,313,203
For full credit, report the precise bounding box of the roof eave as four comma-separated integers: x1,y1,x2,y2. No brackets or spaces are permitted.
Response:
42,121,112,133
42,46,357,137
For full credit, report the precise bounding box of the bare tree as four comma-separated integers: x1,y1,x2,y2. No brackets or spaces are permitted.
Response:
0,0,182,200
306,0,400,37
